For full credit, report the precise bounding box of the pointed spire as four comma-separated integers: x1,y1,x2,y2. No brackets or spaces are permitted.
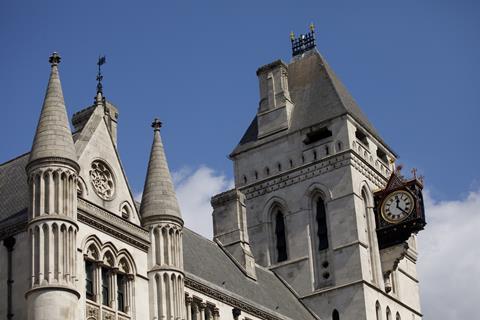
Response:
29,52,77,165
140,118,182,223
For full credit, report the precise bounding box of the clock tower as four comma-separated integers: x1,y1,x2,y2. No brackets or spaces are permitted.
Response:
218,27,425,320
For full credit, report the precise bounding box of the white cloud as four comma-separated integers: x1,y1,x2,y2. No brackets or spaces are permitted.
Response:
418,190,480,319
174,166,234,239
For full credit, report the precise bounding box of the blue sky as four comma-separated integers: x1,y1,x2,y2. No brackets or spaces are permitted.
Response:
1,0,479,201
1,1,479,319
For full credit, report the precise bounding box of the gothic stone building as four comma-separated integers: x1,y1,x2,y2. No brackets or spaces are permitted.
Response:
0,37,423,320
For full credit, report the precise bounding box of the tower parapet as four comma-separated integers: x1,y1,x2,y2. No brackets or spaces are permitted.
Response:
26,52,80,320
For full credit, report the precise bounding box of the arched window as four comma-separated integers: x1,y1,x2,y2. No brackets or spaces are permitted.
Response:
376,301,382,320
83,239,135,314
386,307,392,320
332,309,340,320
316,198,328,251
396,312,401,320
85,260,94,301
274,209,288,262
121,202,131,220
117,273,127,312
101,267,110,306
362,188,381,285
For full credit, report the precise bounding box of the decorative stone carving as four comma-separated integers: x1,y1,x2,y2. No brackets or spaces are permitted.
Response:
89,160,115,200
102,309,115,320
86,303,99,319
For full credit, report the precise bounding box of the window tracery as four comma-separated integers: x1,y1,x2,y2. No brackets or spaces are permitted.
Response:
89,160,115,200
83,237,135,317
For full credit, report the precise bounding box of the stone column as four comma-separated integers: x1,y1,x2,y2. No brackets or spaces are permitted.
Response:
185,295,192,320
213,307,220,320
199,303,206,320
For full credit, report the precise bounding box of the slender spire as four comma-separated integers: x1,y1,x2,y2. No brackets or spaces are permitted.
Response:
29,52,77,165
140,118,182,223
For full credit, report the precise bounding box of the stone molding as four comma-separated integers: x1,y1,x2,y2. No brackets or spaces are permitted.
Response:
239,150,389,200
184,277,292,320
240,152,351,200
0,210,28,240
78,198,149,252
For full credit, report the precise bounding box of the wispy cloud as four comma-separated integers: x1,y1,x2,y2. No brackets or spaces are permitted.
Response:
174,166,233,239
418,189,480,319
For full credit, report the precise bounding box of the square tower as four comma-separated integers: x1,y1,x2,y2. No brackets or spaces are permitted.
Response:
225,37,422,320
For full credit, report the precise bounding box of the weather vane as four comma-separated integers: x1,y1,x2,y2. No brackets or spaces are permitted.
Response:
96,55,107,94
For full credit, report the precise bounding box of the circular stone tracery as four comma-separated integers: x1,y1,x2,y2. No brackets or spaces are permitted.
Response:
89,160,115,200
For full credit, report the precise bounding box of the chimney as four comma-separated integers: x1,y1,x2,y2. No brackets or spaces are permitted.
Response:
212,189,256,280
255,60,294,139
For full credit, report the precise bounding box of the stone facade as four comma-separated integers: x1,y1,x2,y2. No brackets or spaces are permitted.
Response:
0,41,424,320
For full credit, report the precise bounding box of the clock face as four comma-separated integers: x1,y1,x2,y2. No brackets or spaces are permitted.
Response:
381,190,415,223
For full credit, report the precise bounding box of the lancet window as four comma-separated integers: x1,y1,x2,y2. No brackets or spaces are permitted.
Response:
316,197,329,250
273,208,288,263
332,309,340,320
83,238,135,316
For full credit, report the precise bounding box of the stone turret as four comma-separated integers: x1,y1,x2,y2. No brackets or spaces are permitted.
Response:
26,52,80,320
211,189,256,279
256,60,294,139
140,119,185,320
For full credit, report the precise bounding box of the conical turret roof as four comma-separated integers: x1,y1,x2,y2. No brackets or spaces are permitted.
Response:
29,53,77,164
140,119,182,223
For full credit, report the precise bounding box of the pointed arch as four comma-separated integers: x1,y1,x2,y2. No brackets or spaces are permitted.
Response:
304,183,333,288
386,307,392,320
263,196,290,264
120,201,132,220
332,309,340,320
376,301,382,320
273,208,288,262
117,249,137,275
360,181,382,287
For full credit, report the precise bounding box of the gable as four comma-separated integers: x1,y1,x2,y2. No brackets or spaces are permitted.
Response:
75,106,141,226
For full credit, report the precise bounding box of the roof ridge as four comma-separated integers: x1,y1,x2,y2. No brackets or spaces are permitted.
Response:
0,152,30,167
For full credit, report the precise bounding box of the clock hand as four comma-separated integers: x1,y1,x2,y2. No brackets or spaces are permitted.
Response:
396,204,409,214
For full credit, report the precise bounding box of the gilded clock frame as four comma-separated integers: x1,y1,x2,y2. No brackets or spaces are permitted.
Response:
380,190,415,224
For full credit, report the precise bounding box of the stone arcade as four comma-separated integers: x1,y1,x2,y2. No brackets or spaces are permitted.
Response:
0,32,424,320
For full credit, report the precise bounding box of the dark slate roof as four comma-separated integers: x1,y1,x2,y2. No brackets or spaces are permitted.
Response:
233,49,394,156
0,153,29,222
183,228,316,320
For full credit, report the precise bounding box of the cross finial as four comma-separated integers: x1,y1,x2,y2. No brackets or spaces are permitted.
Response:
49,52,61,66
151,118,162,131
411,168,418,179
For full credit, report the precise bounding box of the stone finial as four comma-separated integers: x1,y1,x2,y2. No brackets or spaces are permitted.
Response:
151,118,162,131
49,52,61,66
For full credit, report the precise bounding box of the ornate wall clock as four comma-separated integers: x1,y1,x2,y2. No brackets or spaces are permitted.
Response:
373,171,426,249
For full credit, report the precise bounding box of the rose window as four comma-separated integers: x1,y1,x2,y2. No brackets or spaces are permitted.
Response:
89,160,115,200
